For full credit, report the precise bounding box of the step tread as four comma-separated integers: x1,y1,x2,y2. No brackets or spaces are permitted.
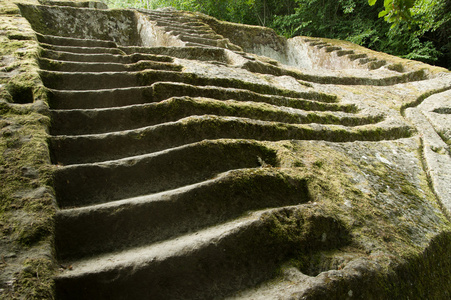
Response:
54,168,309,260
57,211,261,275
37,33,117,47
40,43,124,55
49,96,379,136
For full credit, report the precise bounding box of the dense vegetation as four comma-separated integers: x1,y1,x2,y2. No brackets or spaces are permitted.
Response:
105,0,450,70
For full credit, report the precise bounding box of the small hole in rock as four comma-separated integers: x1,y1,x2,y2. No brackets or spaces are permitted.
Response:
7,84,34,104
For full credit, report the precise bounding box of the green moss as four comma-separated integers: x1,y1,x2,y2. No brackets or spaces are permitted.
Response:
1,7,55,296
0,100,56,296
400,85,451,116
12,258,55,300
267,139,451,296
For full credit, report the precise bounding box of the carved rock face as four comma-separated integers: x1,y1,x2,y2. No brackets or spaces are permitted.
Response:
2,0,451,298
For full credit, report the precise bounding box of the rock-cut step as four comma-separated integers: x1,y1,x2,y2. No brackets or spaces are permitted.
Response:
54,207,294,300
36,33,118,48
49,96,380,135
38,57,182,72
39,69,339,102
55,204,350,300
49,115,405,165
40,48,175,64
55,168,309,260
53,139,278,207
46,82,345,111
39,43,126,55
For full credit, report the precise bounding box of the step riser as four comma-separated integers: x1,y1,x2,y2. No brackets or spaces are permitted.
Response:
49,97,376,136
178,35,225,47
55,207,351,300
41,71,339,104
55,172,309,260
41,44,124,55
50,117,405,165
47,83,348,111
55,219,287,300
37,34,117,48
39,59,182,72
168,29,218,37
40,49,174,64
47,87,154,109
53,141,277,207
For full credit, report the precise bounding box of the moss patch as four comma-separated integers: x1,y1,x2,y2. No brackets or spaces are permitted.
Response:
262,138,451,296
12,258,55,299
1,1,56,298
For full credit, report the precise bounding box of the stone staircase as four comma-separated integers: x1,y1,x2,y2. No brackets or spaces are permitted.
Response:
139,8,242,50
31,14,338,299
15,1,451,299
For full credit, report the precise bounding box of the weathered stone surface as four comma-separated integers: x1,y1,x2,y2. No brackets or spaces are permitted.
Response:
1,0,451,299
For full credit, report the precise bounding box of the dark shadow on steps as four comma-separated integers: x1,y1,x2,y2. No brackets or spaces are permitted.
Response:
55,206,351,300
53,140,278,208
48,117,407,166
55,169,310,260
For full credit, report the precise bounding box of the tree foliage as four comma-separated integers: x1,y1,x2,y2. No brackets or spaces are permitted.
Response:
104,0,450,69
369,0,415,24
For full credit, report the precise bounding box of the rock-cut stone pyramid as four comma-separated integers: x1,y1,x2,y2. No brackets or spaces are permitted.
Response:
12,0,451,298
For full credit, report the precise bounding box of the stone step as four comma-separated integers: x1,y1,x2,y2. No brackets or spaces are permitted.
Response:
368,60,388,70
39,57,182,72
359,57,378,65
155,19,210,30
40,70,174,90
40,43,125,55
157,16,203,24
159,20,208,28
52,140,277,207
174,31,224,40
54,208,294,299
39,70,337,99
185,42,210,48
166,27,218,37
40,48,174,63
49,115,407,166
293,69,427,86
37,0,107,8
336,50,355,57
46,83,350,111
118,45,229,62
324,46,342,53
348,53,368,60
178,34,228,47
49,96,379,136
55,168,309,260
36,33,117,48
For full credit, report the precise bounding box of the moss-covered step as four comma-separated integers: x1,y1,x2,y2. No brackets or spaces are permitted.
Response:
39,57,182,72
48,96,380,135
49,116,412,165
39,69,340,98
36,33,118,47
52,139,278,207
46,82,343,110
40,48,175,63
55,205,349,300
39,43,126,54
55,168,309,260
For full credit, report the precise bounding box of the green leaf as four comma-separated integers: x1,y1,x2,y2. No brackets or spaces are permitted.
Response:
378,10,388,17
368,0,377,6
